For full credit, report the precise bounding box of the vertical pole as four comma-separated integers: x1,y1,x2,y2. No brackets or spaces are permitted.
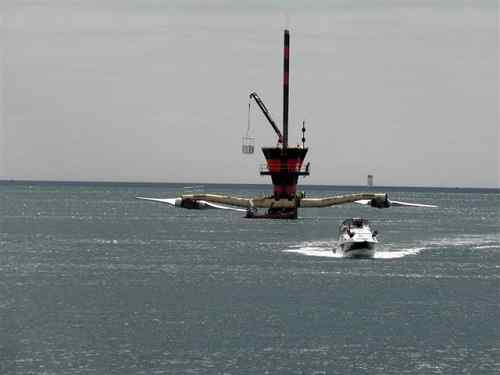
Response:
0,14,5,179
282,29,290,150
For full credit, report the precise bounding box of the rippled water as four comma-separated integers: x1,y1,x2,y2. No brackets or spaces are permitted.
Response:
1,182,499,374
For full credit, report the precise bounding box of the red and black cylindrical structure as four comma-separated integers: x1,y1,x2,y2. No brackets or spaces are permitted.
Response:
259,29,309,210
261,147,308,199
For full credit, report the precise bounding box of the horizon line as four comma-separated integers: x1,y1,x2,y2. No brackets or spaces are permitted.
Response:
0,178,499,191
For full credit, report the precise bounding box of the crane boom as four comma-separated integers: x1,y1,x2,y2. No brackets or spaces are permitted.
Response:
249,92,283,143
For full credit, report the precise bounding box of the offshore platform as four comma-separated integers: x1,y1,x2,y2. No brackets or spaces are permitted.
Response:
243,29,309,219
136,30,436,218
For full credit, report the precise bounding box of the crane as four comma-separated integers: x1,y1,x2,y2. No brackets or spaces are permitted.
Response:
249,92,283,145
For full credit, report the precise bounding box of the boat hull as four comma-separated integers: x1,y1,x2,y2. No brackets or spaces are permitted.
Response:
336,218,378,258
340,241,376,258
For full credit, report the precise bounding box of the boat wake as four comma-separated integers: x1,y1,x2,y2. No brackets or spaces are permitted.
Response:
285,247,344,258
285,233,500,260
375,248,425,259
422,234,500,251
284,241,424,259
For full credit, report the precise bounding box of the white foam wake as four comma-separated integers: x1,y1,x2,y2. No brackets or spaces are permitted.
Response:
374,247,425,259
423,234,500,249
285,233,500,260
284,248,343,258
473,245,499,250
284,241,425,259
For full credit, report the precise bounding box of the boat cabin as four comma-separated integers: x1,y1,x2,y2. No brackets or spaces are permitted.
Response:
338,218,370,236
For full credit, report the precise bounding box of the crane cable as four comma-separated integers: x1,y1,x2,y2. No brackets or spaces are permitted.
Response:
246,100,252,138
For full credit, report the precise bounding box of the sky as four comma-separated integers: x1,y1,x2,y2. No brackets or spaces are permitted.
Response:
0,1,498,188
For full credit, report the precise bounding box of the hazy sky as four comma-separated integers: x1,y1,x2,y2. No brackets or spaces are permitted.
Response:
1,1,498,187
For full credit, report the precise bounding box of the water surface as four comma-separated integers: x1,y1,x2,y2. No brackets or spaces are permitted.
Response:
1,182,499,374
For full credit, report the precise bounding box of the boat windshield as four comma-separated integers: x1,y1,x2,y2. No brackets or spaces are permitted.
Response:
338,218,370,235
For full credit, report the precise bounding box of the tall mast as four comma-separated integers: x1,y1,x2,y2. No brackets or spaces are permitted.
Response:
282,29,290,149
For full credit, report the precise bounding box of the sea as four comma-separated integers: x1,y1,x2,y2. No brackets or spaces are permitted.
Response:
1,182,499,375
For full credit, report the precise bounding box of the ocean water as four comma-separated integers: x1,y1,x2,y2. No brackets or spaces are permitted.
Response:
0,182,499,374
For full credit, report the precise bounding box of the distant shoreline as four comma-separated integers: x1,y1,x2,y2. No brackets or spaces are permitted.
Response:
0,179,498,193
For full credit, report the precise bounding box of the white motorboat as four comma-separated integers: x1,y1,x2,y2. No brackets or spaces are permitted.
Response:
337,218,378,258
